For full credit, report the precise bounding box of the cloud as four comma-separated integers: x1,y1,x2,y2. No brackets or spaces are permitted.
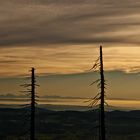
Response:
0,45,140,76
0,0,140,76
0,0,140,46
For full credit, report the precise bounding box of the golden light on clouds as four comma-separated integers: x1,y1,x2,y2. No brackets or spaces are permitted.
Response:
0,0,140,78
0,45,140,77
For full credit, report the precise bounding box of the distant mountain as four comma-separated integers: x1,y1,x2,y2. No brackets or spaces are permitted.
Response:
0,93,26,98
41,95,86,99
0,93,85,99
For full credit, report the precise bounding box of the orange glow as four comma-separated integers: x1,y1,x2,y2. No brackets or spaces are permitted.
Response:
0,45,140,77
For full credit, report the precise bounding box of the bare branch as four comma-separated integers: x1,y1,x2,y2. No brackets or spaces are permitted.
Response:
89,79,100,86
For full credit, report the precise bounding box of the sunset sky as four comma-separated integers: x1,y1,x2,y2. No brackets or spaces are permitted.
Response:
0,0,140,99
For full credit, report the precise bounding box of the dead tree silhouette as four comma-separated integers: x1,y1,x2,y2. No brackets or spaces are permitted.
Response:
20,68,39,140
99,46,106,140
87,46,106,140
31,67,35,140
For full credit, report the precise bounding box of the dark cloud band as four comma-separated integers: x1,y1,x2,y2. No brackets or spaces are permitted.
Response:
0,0,140,47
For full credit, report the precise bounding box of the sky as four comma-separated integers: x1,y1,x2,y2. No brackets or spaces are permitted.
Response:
0,0,140,99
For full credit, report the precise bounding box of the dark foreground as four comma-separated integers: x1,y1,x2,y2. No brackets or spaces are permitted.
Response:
0,107,140,140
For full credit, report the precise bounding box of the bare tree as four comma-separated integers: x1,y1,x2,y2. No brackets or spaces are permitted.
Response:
99,46,106,140
30,67,36,140
20,68,38,140
87,46,106,140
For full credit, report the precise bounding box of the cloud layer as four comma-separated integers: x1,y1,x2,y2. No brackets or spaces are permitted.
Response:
0,0,140,46
0,45,140,76
0,0,140,76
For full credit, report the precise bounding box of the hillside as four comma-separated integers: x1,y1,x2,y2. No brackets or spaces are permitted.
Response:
0,108,140,140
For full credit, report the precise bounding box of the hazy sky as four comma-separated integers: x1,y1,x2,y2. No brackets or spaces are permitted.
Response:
0,0,140,98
